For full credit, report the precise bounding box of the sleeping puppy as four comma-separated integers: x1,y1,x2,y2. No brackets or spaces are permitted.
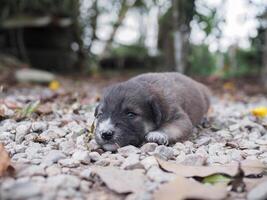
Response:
94,72,210,151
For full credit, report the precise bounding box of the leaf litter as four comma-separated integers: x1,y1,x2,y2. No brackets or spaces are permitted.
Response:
0,143,14,176
154,158,266,200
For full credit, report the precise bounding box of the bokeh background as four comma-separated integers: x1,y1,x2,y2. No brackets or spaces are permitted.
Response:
0,0,267,90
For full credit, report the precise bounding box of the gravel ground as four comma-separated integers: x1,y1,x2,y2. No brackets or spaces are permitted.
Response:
0,81,267,200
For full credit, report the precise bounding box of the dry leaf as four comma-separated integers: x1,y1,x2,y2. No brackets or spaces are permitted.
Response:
251,107,267,118
0,143,11,176
157,158,265,177
223,82,235,91
93,166,146,194
49,80,60,91
154,176,227,200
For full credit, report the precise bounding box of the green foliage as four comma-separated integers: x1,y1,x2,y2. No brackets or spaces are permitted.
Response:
110,44,149,59
187,44,217,75
0,0,79,21
223,48,261,78
203,174,231,185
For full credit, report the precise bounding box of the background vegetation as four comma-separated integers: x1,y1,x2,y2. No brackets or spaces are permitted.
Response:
0,0,266,85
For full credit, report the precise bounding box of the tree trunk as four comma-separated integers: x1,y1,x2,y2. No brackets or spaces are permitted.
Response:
101,0,133,58
172,0,187,73
88,0,99,52
262,29,267,89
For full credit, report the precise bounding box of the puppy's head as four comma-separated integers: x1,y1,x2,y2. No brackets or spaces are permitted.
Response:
94,81,162,151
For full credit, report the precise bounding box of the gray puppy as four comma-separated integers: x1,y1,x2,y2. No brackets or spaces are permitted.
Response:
94,72,210,151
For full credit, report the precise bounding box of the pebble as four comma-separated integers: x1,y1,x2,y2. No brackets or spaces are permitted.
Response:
153,145,174,160
79,169,92,180
15,122,31,143
72,150,91,164
17,165,46,177
42,150,66,166
46,165,61,176
118,145,141,157
2,181,41,199
58,158,80,168
59,140,76,155
180,154,206,166
121,154,142,170
31,121,47,132
89,151,101,162
141,143,158,153
140,156,158,170
87,139,100,151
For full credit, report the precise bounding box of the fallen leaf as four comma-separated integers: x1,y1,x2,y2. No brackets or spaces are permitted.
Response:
49,80,60,91
203,174,231,185
0,144,11,176
158,159,237,177
0,106,4,118
251,107,267,118
229,164,246,193
88,120,95,140
93,166,146,194
154,176,227,200
32,136,48,144
157,158,265,177
223,82,235,91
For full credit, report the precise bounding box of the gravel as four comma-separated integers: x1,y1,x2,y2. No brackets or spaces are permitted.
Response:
0,85,267,200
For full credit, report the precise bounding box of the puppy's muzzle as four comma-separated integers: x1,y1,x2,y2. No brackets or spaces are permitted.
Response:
100,130,114,141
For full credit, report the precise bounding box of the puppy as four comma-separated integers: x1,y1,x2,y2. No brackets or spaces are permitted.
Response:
94,72,210,151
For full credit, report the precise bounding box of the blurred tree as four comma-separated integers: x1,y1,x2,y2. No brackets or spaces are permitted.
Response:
158,0,223,73
261,11,267,89
101,0,138,57
0,0,86,72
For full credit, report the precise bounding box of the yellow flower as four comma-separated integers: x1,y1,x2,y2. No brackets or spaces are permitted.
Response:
49,80,60,91
251,107,267,118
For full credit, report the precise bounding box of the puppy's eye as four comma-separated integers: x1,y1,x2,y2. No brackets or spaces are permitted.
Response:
126,112,137,119
96,112,103,118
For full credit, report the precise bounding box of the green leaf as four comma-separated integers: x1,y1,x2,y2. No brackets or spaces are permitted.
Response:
19,100,40,118
203,174,231,185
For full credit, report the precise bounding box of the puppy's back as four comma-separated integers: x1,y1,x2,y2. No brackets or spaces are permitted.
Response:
130,72,210,125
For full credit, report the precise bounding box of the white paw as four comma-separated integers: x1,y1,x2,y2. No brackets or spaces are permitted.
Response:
145,131,169,145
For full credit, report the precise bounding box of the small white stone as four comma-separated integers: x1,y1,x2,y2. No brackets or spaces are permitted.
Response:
58,158,80,168
153,145,174,160
140,156,158,170
117,145,141,157
42,150,66,167
72,150,91,164
89,152,101,162
31,121,47,132
15,122,31,143
121,154,141,170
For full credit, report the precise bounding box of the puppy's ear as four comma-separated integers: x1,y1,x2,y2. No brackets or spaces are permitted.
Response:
149,97,162,128
94,104,100,117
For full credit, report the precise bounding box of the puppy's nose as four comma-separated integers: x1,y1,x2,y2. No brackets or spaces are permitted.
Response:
101,130,114,141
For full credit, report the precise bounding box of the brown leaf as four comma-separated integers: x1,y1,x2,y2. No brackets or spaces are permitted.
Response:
93,166,146,194
157,158,265,177
154,176,228,200
0,143,11,176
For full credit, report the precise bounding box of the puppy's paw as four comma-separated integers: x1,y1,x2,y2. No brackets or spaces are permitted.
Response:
145,131,169,145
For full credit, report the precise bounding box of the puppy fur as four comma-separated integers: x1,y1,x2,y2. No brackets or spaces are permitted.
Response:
94,72,210,151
